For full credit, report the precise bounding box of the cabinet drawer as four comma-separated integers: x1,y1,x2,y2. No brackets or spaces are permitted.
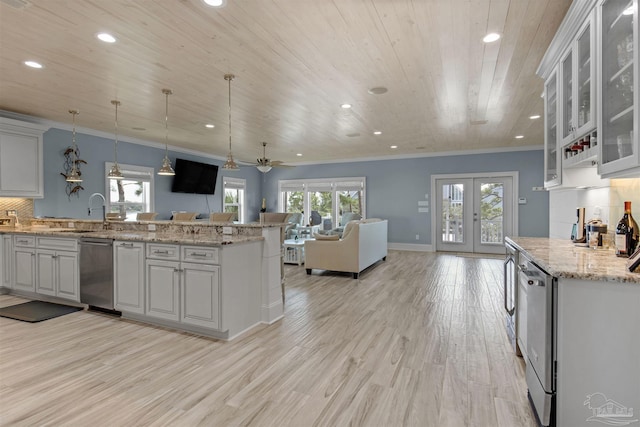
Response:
37,236,78,251
13,235,35,247
181,246,219,264
146,243,180,261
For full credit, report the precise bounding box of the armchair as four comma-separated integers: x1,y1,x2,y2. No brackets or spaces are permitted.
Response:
285,212,304,239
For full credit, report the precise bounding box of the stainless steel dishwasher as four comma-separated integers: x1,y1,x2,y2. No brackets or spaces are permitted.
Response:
80,237,119,313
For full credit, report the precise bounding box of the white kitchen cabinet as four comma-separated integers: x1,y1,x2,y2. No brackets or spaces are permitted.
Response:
560,11,597,147
35,249,79,301
544,68,561,188
1,234,12,289
13,246,35,292
35,237,79,301
114,241,145,314
0,117,47,198
145,243,220,329
181,262,220,329
145,259,180,322
598,0,640,177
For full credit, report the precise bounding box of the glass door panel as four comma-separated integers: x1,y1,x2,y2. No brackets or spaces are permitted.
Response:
544,71,560,186
561,50,574,144
576,19,593,131
437,179,473,253
474,178,513,254
600,0,635,167
310,191,333,230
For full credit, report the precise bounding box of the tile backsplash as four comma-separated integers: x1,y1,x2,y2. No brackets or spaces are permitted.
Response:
549,177,640,239
0,198,34,220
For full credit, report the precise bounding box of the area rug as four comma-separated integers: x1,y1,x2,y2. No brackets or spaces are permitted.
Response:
0,300,83,323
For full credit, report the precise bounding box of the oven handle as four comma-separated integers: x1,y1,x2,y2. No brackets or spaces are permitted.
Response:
504,256,515,315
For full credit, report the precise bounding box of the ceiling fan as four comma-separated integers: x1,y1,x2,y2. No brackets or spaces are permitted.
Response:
254,142,294,173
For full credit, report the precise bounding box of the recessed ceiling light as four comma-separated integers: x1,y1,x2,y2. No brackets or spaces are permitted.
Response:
515,135,524,139
373,131,382,135
483,33,501,43
205,124,215,128
296,153,302,157
341,103,352,109
202,0,225,6
390,145,398,149
96,33,116,43
368,87,388,95
24,60,43,69
529,115,541,120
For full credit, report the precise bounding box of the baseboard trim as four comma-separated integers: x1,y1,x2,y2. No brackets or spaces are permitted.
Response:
388,243,433,252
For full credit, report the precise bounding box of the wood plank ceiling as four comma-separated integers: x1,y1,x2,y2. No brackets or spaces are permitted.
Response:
0,0,572,164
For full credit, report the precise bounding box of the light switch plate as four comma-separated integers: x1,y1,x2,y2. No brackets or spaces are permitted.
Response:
222,226,233,235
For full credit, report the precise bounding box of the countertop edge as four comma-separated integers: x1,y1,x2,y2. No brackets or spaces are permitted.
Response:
506,236,640,284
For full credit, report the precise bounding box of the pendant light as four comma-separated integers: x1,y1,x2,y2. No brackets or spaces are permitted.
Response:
222,73,239,170
256,142,272,173
158,88,176,175
66,109,82,182
107,100,124,180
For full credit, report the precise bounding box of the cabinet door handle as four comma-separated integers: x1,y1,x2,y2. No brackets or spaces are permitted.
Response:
154,250,170,255
174,268,183,273
120,242,134,247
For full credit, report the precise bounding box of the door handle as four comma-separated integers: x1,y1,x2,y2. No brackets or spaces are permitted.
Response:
504,257,515,315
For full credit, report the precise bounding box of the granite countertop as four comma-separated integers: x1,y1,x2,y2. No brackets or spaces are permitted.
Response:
1,228,264,246
506,236,640,284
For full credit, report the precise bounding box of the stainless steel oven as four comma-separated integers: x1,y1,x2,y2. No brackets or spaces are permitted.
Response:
520,252,557,427
504,242,518,353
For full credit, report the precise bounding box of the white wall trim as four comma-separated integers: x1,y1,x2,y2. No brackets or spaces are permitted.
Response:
0,109,542,166
389,243,433,252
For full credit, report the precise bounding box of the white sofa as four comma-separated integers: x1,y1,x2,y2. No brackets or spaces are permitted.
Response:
304,218,388,279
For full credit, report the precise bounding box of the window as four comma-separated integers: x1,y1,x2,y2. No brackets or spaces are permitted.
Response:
222,176,245,223
104,162,154,220
279,177,366,230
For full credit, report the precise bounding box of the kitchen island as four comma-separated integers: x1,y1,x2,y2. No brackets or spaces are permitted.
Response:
506,237,639,427
1,219,287,341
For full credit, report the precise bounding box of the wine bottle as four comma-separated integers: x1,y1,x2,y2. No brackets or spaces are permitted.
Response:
615,201,639,257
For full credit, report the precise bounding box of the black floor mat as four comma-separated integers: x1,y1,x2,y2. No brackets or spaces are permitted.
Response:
0,300,83,323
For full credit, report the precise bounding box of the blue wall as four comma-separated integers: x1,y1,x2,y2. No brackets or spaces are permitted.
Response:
261,151,549,244
35,127,549,243
36,128,263,220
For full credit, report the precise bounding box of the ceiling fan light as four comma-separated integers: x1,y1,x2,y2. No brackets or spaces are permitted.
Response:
158,155,175,175
257,165,272,173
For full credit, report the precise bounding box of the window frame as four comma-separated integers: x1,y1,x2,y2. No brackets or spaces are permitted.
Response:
278,177,366,228
104,162,155,220
222,176,246,223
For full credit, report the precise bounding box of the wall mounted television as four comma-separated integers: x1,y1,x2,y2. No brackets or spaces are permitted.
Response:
171,158,219,194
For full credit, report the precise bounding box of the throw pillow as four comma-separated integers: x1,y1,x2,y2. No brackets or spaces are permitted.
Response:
313,233,339,241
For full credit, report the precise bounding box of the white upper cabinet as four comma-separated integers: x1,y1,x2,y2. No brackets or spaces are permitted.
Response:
545,68,562,188
0,117,47,198
598,0,639,177
560,11,597,147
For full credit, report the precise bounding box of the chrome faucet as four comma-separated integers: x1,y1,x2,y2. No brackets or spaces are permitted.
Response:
88,192,106,224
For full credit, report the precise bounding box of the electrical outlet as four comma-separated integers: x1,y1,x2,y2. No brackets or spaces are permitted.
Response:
223,226,233,235
148,224,156,231
67,222,75,228
415,234,420,240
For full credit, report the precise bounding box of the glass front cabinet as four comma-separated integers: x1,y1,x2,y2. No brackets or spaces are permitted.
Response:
544,68,561,188
560,11,597,148
598,0,639,177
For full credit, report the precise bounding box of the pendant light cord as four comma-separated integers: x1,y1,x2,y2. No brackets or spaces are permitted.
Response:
112,100,120,165
71,111,78,163
228,75,232,153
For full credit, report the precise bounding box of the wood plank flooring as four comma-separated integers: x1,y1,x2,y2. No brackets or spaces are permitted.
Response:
0,251,537,427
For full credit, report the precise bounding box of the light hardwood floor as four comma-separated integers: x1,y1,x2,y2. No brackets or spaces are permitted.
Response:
0,251,537,427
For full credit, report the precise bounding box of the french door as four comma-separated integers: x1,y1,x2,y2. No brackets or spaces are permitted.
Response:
435,175,515,254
